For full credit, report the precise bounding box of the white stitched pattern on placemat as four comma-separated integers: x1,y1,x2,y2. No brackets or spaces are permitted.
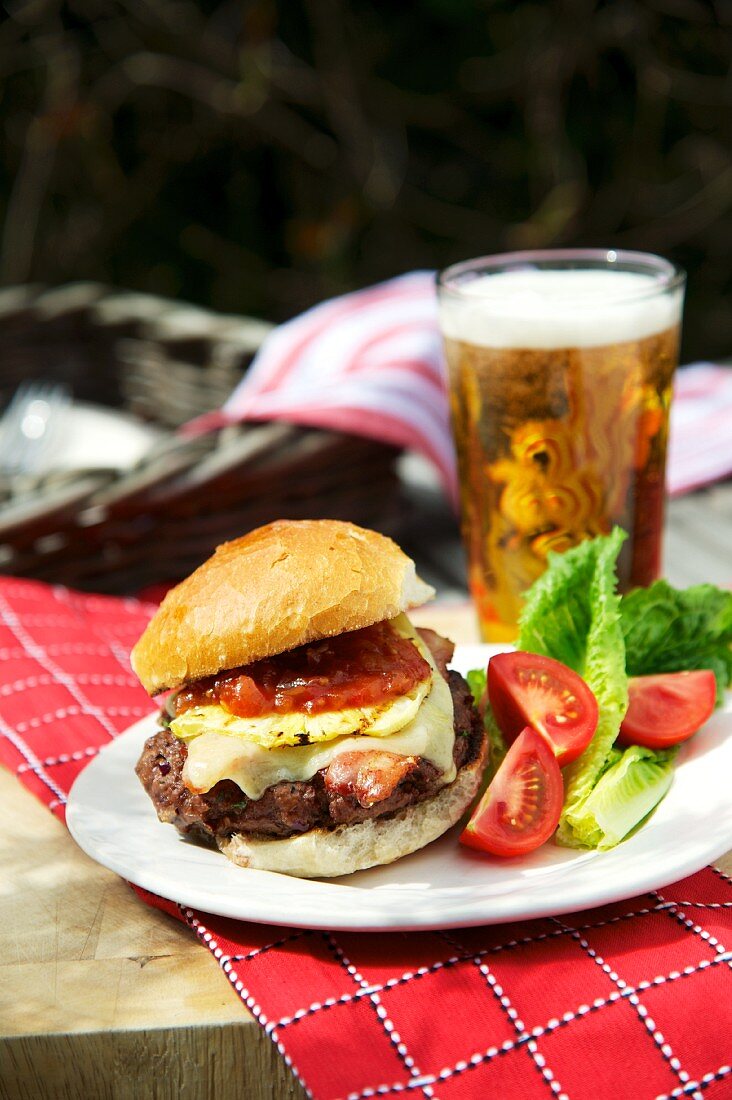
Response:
180,908,316,1100
551,916,701,1100
324,932,437,1100
442,928,570,1100
0,592,121,741
0,714,68,804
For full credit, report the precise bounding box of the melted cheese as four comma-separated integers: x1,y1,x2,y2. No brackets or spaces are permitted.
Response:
179,615,456,799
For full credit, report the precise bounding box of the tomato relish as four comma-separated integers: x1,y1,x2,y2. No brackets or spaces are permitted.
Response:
173,620,431,719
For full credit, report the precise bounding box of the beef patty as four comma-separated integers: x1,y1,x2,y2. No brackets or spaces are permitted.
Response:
135,669,484,844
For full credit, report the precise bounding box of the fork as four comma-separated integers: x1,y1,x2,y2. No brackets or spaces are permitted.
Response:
0,380,72,475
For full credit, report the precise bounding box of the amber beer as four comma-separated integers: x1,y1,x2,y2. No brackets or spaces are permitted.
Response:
438,252,685,642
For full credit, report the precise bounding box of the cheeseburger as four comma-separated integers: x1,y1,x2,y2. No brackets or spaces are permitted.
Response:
132,519,486,877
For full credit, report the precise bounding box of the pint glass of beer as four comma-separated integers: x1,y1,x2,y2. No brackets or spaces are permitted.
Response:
438,249,685,642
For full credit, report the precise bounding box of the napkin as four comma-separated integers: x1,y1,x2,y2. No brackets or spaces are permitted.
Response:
1,576,730,1100
188,272,732,505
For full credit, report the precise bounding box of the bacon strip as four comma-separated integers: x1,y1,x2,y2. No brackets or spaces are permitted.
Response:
324,751,418,808
416,627,454,681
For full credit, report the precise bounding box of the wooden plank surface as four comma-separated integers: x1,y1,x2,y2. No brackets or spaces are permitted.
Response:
0,763,307,1100
1,491,731,1099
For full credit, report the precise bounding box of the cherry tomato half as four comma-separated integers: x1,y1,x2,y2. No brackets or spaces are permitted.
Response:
618,669,717,749
487,651,599,766
460,725,564,857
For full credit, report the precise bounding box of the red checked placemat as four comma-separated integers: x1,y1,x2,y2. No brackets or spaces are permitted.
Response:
0,575,730,1100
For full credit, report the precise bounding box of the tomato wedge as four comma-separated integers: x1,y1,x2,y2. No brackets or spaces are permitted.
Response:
618,670,717,749
460,726,563,857
487,651,598,766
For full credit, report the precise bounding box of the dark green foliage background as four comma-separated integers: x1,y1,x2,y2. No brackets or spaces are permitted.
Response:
1,0,729,358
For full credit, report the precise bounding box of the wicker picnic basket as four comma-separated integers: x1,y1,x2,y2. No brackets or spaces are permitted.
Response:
0,284,403,594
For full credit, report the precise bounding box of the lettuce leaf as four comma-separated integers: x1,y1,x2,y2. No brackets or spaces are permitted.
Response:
477,531,730,852
566,744,678,850
620,581,732,702
483,706,507,782
466,667,486,709
517,529,629,847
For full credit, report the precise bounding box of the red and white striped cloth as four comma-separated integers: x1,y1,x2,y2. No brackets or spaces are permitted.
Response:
188,272,732,503
668,364,732,496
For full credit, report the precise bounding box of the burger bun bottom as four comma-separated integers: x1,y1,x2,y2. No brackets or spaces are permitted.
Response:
218,738,486,879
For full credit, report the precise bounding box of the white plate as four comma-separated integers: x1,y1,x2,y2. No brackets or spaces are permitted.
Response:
67,646,732,931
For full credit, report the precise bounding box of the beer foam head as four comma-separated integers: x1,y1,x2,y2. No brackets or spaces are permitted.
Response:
438,268,683,349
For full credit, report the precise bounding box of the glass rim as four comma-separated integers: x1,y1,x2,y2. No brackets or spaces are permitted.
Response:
438,248,686,304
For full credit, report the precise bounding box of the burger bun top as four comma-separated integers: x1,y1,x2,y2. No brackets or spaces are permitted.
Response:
131,519,435,695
